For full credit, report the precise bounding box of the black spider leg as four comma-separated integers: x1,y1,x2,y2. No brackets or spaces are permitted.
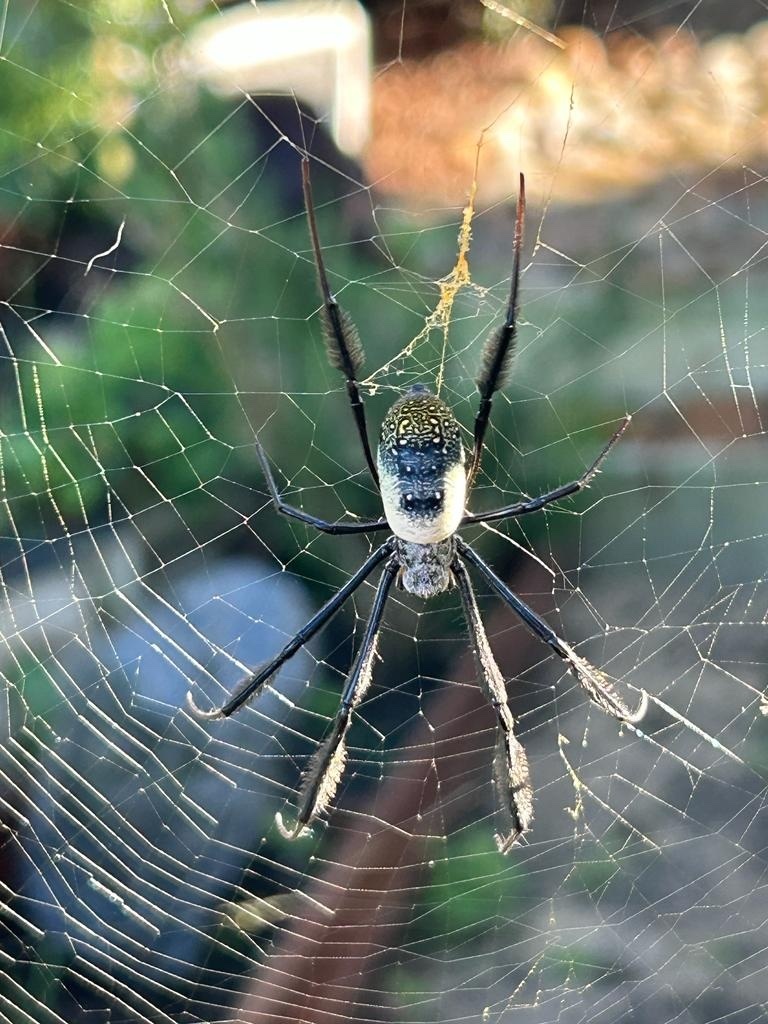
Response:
186,538,395,720
302,157,380,489
457,538,647,722
462,416,631,526
254,435,389,535
467,173,526,490
277,557,399,840
452,558,534,853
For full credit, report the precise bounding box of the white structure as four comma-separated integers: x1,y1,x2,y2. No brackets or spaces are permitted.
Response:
184,0,371,156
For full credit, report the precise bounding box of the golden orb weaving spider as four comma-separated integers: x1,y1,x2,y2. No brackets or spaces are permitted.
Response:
187,159,647,852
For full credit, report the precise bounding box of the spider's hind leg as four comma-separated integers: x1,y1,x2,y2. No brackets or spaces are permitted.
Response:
458,538,647,725
277,557,398,839
186,539,394,720
453,557,534,851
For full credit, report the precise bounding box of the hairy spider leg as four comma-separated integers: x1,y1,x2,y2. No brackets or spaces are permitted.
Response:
458,538,647,723
462,416,631,527
254,435,388,536
453,558,534,851
186,539,395,720
277,557,399,839
188,159,643,850
468,173,525,489
302,157,380,488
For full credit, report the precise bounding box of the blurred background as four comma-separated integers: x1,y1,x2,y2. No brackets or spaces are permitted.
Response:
1,1,767,1022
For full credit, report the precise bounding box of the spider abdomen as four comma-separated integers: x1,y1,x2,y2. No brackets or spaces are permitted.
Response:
378,386,466,546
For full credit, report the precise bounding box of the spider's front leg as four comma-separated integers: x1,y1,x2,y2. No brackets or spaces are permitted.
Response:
467,174,526,489
302,157,380,489
453,558,533,851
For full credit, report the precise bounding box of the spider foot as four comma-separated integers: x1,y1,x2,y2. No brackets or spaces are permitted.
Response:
493,733,534,853
274,725,352,842
275,810,313,841
185,690,228,721
581,414,632,488
495,827,525,855
565,648,648,724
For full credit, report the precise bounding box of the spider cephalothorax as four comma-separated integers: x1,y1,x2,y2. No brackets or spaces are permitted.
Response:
187,159,647,852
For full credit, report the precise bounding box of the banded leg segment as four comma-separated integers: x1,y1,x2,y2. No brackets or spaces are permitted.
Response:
302,158,380,489
458,538,647,723
277,558,399,839
468,174,526,489
186,539,395,720
453,558,533,851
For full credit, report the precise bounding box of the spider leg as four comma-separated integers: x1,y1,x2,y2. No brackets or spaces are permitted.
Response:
457,539,647,723
452,557,533,852
255,435,388,535
462,416,631,526
468,174,525,489
277,557,398,840
302,157,380,489
186,539,395,720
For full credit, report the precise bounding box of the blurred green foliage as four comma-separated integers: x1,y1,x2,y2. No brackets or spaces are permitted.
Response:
0,0,634,545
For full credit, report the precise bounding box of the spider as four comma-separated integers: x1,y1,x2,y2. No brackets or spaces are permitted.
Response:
187,159,647,852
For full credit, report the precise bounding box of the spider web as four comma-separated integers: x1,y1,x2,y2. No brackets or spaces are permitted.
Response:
1,2,767,1022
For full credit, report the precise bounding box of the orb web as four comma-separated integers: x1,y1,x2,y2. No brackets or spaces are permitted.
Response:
1,3,767,1022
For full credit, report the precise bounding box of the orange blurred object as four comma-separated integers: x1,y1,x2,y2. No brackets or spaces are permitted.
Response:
368,23,768,206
